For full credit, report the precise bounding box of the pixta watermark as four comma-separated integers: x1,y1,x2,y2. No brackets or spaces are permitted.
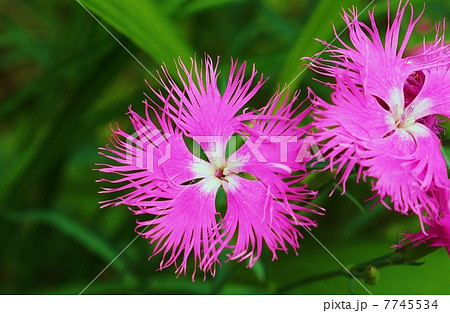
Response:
125,127,324,172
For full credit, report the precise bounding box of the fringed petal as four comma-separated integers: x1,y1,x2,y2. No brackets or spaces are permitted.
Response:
134,177,222,280
395,189,450,256
218,176,318,267
150,55,266,140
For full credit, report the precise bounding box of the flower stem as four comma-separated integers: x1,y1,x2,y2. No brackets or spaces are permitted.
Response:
277,270,342,293
277,244,440,293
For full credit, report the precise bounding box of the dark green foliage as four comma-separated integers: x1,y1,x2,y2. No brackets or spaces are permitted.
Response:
0,0,449,294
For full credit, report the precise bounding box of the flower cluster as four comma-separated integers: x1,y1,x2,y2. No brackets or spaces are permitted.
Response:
98,56,320,279
309,1,450,253
98,0,450,280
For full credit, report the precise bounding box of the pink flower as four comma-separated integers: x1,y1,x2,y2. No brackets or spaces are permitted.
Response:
309,1,450,218
97,56,320,279
395,188,450,256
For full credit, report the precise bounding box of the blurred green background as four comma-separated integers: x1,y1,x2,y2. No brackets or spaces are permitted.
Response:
1,0,449,295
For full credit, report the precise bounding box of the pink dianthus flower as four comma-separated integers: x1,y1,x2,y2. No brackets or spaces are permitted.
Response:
98,55,320,279
395,188,450,256
309,1,450,220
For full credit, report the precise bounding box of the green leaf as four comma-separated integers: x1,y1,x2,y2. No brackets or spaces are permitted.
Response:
1,209,136,287
183,0,246,16
277,0,365,90
441,146,450,169
251,260,267,283
33,281,129,295
77,0,193,68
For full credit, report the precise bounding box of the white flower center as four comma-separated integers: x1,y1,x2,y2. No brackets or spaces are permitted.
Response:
388,88,416,130
393,111,415,129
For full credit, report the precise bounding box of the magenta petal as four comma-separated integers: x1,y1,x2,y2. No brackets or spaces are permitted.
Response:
310,2,421,104
219,176,317,267
395,189,450,257
152,55,265,140
97,107,213,208
231,90,313,176
309,1,449,109
409,67,450,120
362,125,449,215
133,177,222,279
311,75,391,190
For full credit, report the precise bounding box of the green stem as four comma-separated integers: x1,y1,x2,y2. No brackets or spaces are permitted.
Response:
277,243,440,293
277,270,342,294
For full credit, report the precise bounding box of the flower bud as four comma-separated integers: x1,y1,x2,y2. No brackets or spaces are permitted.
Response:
363,265,380,286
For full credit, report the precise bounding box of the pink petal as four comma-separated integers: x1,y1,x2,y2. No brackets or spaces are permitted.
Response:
133,176,222,279
311,75,391,190
395,188,450,256
150,55,265,140
230,90,313,176
362,124,449,215
218,176,317,267
309,1,448,109
97,105,212,208
409,66,450,119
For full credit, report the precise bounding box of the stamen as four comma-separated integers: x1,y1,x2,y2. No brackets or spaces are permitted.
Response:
215,169,224,178
215,167,230,182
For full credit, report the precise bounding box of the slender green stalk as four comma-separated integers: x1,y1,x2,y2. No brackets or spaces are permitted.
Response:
278,244,440,293
277,270,342,294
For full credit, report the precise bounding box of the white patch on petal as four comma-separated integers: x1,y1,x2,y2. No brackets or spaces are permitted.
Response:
224,175,240,191
225,160,242,170
191,161,215,177
389,88,404,117
385,114,396,129
411,98,432,120
406,123,432,137
200,176,222,194
395,128,414,141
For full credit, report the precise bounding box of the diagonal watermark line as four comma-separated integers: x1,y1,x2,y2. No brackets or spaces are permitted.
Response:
79,184,190,295
250,0,376,125
75,0,161,85
75,0,200,123
79,232,141,295
300,225,373,295
264,2,376,293
253,177,373,295
76,0,378,295
245,2,377,290
279,0,376,94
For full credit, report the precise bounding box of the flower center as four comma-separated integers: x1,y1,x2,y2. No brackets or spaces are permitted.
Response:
394,112,414,129
382,71,429,131
215,167,229,181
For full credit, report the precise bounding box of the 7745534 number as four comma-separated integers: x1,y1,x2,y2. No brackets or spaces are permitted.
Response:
384,299,438,310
